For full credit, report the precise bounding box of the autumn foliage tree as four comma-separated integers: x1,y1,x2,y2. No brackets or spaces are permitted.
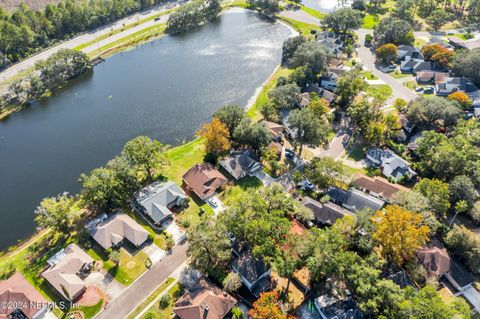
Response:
375,43,398,65
421,44,454,68
249,291,293,319
372,205,430,265
448,91,473,109
197,117,231,156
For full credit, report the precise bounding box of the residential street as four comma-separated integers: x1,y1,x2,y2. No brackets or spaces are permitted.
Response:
94,241,188,319
355,28,418,104
0,1,181,83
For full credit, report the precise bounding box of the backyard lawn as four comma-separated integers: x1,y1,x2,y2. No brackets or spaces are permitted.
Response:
362,14,380,29
219,176,263,207
366,84,393,100
69,299,104,319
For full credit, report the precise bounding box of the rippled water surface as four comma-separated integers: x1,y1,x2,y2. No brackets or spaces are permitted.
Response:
0,9,292,248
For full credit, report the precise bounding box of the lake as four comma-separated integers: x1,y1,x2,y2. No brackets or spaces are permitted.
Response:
0,9,292,249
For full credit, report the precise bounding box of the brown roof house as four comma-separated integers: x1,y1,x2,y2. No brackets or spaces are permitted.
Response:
301,196,354,226
182,163,228,201
173,279,237,319
89,213,149,250
261,121,285,138
352,174,410,202
42,244,94,301
0,272,50,319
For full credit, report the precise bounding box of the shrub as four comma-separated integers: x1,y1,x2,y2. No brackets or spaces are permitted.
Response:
159,294,171,309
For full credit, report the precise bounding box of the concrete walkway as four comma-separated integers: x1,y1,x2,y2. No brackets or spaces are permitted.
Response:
278,9,321,25
94,242,188,319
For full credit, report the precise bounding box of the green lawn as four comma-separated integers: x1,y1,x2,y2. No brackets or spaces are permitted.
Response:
366,84,393,100
142,283,182,319
276,16,320,37
414,37,427,48
362,71,378,80
70,299,104,319
390,70,412,79
126,278,175,319
300,5,325,19
126,209,173,251
219,176,263,207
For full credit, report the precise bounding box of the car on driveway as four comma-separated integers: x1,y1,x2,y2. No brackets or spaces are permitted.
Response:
300,180,315,191
207,197,220,208
285,148,295,159
423,87,434,94
415,87,424,92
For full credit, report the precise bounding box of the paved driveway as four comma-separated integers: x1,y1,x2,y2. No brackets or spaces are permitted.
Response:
143,242,166,265
355,28,418,105
164,220,185,243
84,271,125,301
94,242,189,319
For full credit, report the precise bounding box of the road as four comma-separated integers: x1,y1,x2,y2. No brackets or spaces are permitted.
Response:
0,1,180,82
355,28,418,104
94,241,188,319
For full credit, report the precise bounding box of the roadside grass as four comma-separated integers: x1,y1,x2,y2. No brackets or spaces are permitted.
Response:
126,277,175,319
362,70,378,80
341,163,367,176
366,84,393,99
276,16,320,37
142,282,182,319
219,176,263,207
451,33,473,40
299,5,325,20
347,144,365,162
224,0,249,8
390,70,412,79
247,67,293,120
362,14,379,29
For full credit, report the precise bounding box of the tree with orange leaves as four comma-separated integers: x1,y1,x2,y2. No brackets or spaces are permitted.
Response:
249,291,293,319
197,117,231,156
448,91,473,110
372,205,430,265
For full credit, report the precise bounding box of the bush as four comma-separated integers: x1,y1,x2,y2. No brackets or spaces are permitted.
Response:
159,294,171,309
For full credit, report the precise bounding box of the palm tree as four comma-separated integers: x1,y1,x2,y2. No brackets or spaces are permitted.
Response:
450,200,468,226
273,250,298,300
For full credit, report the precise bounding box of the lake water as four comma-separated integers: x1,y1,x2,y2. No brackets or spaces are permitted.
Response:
0,9,292,249
301,0,352,13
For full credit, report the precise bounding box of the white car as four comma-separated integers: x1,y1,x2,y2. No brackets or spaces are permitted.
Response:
207,197,219,208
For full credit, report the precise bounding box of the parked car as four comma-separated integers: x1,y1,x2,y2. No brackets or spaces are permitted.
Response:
226,232,236,242
423,87,434,94
300,180,315,191
207,197,219,208
285,148,295,159
154,17,161,21
415,87,424,92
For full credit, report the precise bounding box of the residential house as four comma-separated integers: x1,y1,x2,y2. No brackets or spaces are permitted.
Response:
0,272,50,319
42,244,94,301
320,71,340,91
435,77,478,96
397,45,424,61
325,187,385,212
134,181,188,225
182,163,228,201
301,196,354,226
316,31,343,57
173,278,237,319
448,36,480,50
328,58,344,69
416,71,448,84
262,120,285,138
407,132,423,152
366,148,416,182
298,92,311,108
314,295,363,319
401,60,435,74
219,150,261,180
232,242,271,297
417,241,480,313
351,173,410,203
89,213,149,250
305,84,337,104
428,37,453,49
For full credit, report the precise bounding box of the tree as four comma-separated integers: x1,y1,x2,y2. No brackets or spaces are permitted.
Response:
167,0,221,34
469,201,480,224
451,200,469,225
213,105,246,136
335,65,367,106
448,92,472,110
322,8,362,35
392,0,415,23
281,35,306,64
288,108,330,155
372,205,430,265
248,0,280,14
222,272,242,293
273,249,300,299
122,136,169,182
34,193,77,234
449,175,477,206
249,291,290,319
426,9,451,32
187,221,232,279
414,178,450,216
233,118,272,150
304,156,343,188
197,117,231,156
373,16,414,47
309,96,330,117
268,83,301,109
445,225,480,273
375,43,398,65
406,96,462,130
289,41,328,83
109,249,120,265
452,48,480,86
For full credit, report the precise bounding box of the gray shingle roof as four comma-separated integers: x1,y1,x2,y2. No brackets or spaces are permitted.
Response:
325,187,385,212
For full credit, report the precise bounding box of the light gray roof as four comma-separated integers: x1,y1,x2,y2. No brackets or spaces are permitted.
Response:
135,182,187,224
90,214,149,249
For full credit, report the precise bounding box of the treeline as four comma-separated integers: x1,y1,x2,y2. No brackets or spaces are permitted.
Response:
166,0,221,34
0,49,90,111
0,0,166,67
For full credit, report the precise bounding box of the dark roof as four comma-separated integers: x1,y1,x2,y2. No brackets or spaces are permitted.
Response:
315,296,363,319
448,261,474,288
219,150,260,180
397,45,423,60
304,85,337,103
232,253,269,285
325,187,385,212
417,241,451,277
388,270,414,289
301,197,353,226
